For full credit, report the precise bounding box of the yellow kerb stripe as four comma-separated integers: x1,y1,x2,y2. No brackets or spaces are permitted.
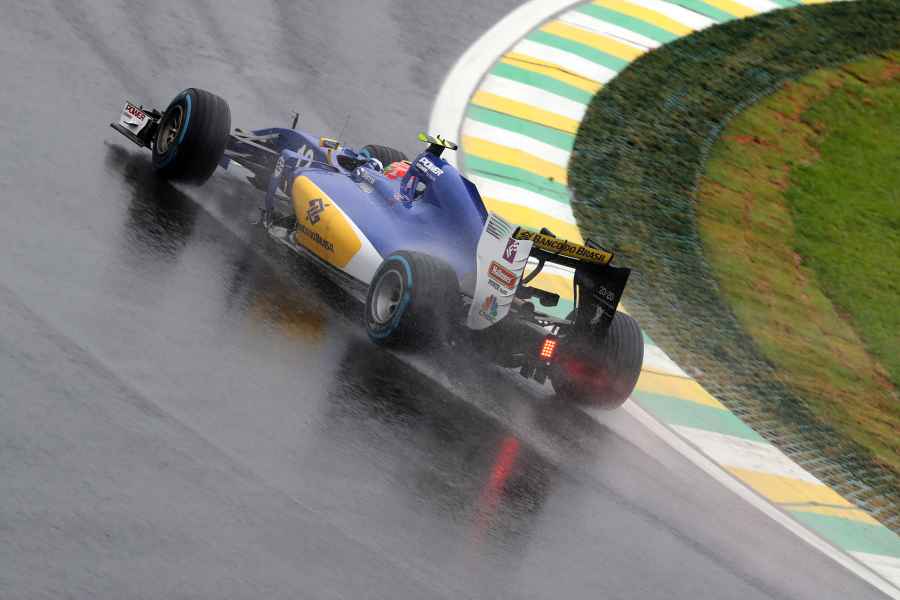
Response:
541,20,645,61
591,0,693,36
788,504,881,526
482,198,584,243
703,0,757,17
471,91,581,134
502,54,602,93
463,136,568,185
636,370,726,408
728,467,856,507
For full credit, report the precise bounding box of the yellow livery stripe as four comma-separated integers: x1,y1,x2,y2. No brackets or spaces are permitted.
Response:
462,135,568,184
591,0,693,36
636,370,726,408
501,54,603,93
541,20,645,61
471,91,582,134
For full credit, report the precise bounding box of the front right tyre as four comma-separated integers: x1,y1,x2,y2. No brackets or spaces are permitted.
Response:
152,88,231,184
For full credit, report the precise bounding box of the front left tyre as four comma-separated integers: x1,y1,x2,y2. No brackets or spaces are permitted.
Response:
152,88,231,184
365,251,459,347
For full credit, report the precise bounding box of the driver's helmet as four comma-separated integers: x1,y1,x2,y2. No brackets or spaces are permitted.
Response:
384,160,411,180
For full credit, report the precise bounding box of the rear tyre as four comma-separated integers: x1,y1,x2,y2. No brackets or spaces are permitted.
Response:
365,251,459,347
359,144,408,168
152,88,231,184
550,312,644,409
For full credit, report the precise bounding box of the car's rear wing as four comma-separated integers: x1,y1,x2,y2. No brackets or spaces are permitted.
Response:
512,228,614,267
466,215,630,336
512,227,631,337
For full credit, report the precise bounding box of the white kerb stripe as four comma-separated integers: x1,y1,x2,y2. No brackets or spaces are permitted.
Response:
480,74,588,122
672,425,823,484
462,119,572,168
559,10,660,49
626,0,716,30
850,553,900,590
643,344,690,377
467,174,577,224
726,0,782,15
513,39,618,83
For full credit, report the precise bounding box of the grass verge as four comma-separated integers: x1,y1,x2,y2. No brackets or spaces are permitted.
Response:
696,52,900,474
569,0,900,528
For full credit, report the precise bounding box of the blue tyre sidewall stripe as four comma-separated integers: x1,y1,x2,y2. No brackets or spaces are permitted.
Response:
368,255,413,339
176,92,192,144
155,90,192,167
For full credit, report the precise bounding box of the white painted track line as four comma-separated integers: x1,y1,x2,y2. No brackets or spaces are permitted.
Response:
852,553,900,590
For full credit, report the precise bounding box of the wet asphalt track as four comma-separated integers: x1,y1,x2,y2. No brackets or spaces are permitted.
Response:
0,2,891,599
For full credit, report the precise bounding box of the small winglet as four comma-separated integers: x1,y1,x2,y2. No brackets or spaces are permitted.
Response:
418,132,458,153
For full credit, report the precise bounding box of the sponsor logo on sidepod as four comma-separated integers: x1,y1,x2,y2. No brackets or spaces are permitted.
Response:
479,295,499,322
306,198,325,224
502,238,519,264
488,261,517,290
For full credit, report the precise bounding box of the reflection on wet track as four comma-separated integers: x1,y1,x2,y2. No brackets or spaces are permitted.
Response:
0,1,890,598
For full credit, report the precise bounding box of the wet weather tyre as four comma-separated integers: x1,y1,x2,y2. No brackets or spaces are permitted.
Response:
550,312,644,409
359,144,407,168
152,88,231,184
365,251,459,347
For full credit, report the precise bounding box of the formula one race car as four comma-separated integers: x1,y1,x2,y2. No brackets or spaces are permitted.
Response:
110,88,644,408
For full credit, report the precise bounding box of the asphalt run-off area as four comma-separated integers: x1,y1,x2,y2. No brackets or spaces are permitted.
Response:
0,1,896,599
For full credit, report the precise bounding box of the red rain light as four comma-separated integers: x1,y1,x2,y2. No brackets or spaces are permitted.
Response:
539,336,558,361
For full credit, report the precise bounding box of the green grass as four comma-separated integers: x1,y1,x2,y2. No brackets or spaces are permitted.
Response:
697,53,900,473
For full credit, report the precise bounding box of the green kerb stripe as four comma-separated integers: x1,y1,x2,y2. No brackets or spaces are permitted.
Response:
665,0,736,23
768,0,800,7
466,105,575,151
490,62,594,104
527,31,629,72
634,391,765,442
576,5,677,44
464,155,571,203
790,511,900,558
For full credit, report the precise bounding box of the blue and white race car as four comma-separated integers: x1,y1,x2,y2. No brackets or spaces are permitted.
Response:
111,88,644,408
